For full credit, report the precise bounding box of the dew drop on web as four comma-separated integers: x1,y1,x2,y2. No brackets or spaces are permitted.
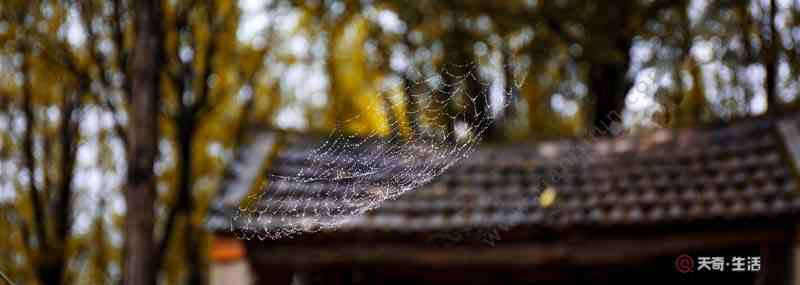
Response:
234,62,518,240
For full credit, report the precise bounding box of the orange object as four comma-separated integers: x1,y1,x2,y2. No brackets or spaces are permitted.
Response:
210,236,246,262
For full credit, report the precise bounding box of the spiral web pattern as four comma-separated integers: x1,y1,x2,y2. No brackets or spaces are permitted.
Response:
233,62,516,240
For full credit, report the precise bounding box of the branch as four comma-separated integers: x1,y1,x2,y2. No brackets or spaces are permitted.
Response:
164,0,200,119
154,0,203,271
111,0,130,97
99,95,129,146
77,0,130,146
538,1,583,46
192,0,221,118
77,0,112,89
641,0,689,27
55,86,82,246
19,43,49,252
543,16,581,45
175,0,199,34
27,29,129,146
153,195,182,273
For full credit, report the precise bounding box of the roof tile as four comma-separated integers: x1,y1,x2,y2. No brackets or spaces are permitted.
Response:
213,115,800,235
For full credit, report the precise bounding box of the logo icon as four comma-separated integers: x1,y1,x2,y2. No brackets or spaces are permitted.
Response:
676,254,693,273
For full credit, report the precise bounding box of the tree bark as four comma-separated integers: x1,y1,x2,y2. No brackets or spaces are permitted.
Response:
154,110,205,285
401,38,421,137
435,72,457,143
589,61,631,135
501,45,518,120
124,0,162,284
19,43,64,285
54,85,80,281
177,114,204,285
401,72,421,136
765,0,779,113
589,33,633,135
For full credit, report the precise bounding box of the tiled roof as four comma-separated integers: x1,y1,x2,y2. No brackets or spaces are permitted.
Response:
208,113,800,235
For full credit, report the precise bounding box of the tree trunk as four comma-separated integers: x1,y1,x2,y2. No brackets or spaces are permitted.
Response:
765,0,779,113
501,45,518,121
19,44,63,285
589,61,630,135
588,32,633,136
124,0,162,284
585,3,634,135
401,37,421,137
401,72,421,136
176,115,206,285
154,98,207,285
435,72,457,143
53,86,80,285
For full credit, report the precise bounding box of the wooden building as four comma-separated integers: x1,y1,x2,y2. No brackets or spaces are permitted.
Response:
208,112,800,285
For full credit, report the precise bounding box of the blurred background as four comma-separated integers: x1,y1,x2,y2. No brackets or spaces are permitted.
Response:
1,0,800,284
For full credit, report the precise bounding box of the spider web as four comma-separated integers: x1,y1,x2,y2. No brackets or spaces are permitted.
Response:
233,62,518,240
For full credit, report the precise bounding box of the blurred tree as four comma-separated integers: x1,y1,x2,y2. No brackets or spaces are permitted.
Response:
1,0,800,284
697,0,800,115
354,0,692,137
0,1,89,283
124,0,162,284
530,0,691,133
0,0,279,284
156,1,277,283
